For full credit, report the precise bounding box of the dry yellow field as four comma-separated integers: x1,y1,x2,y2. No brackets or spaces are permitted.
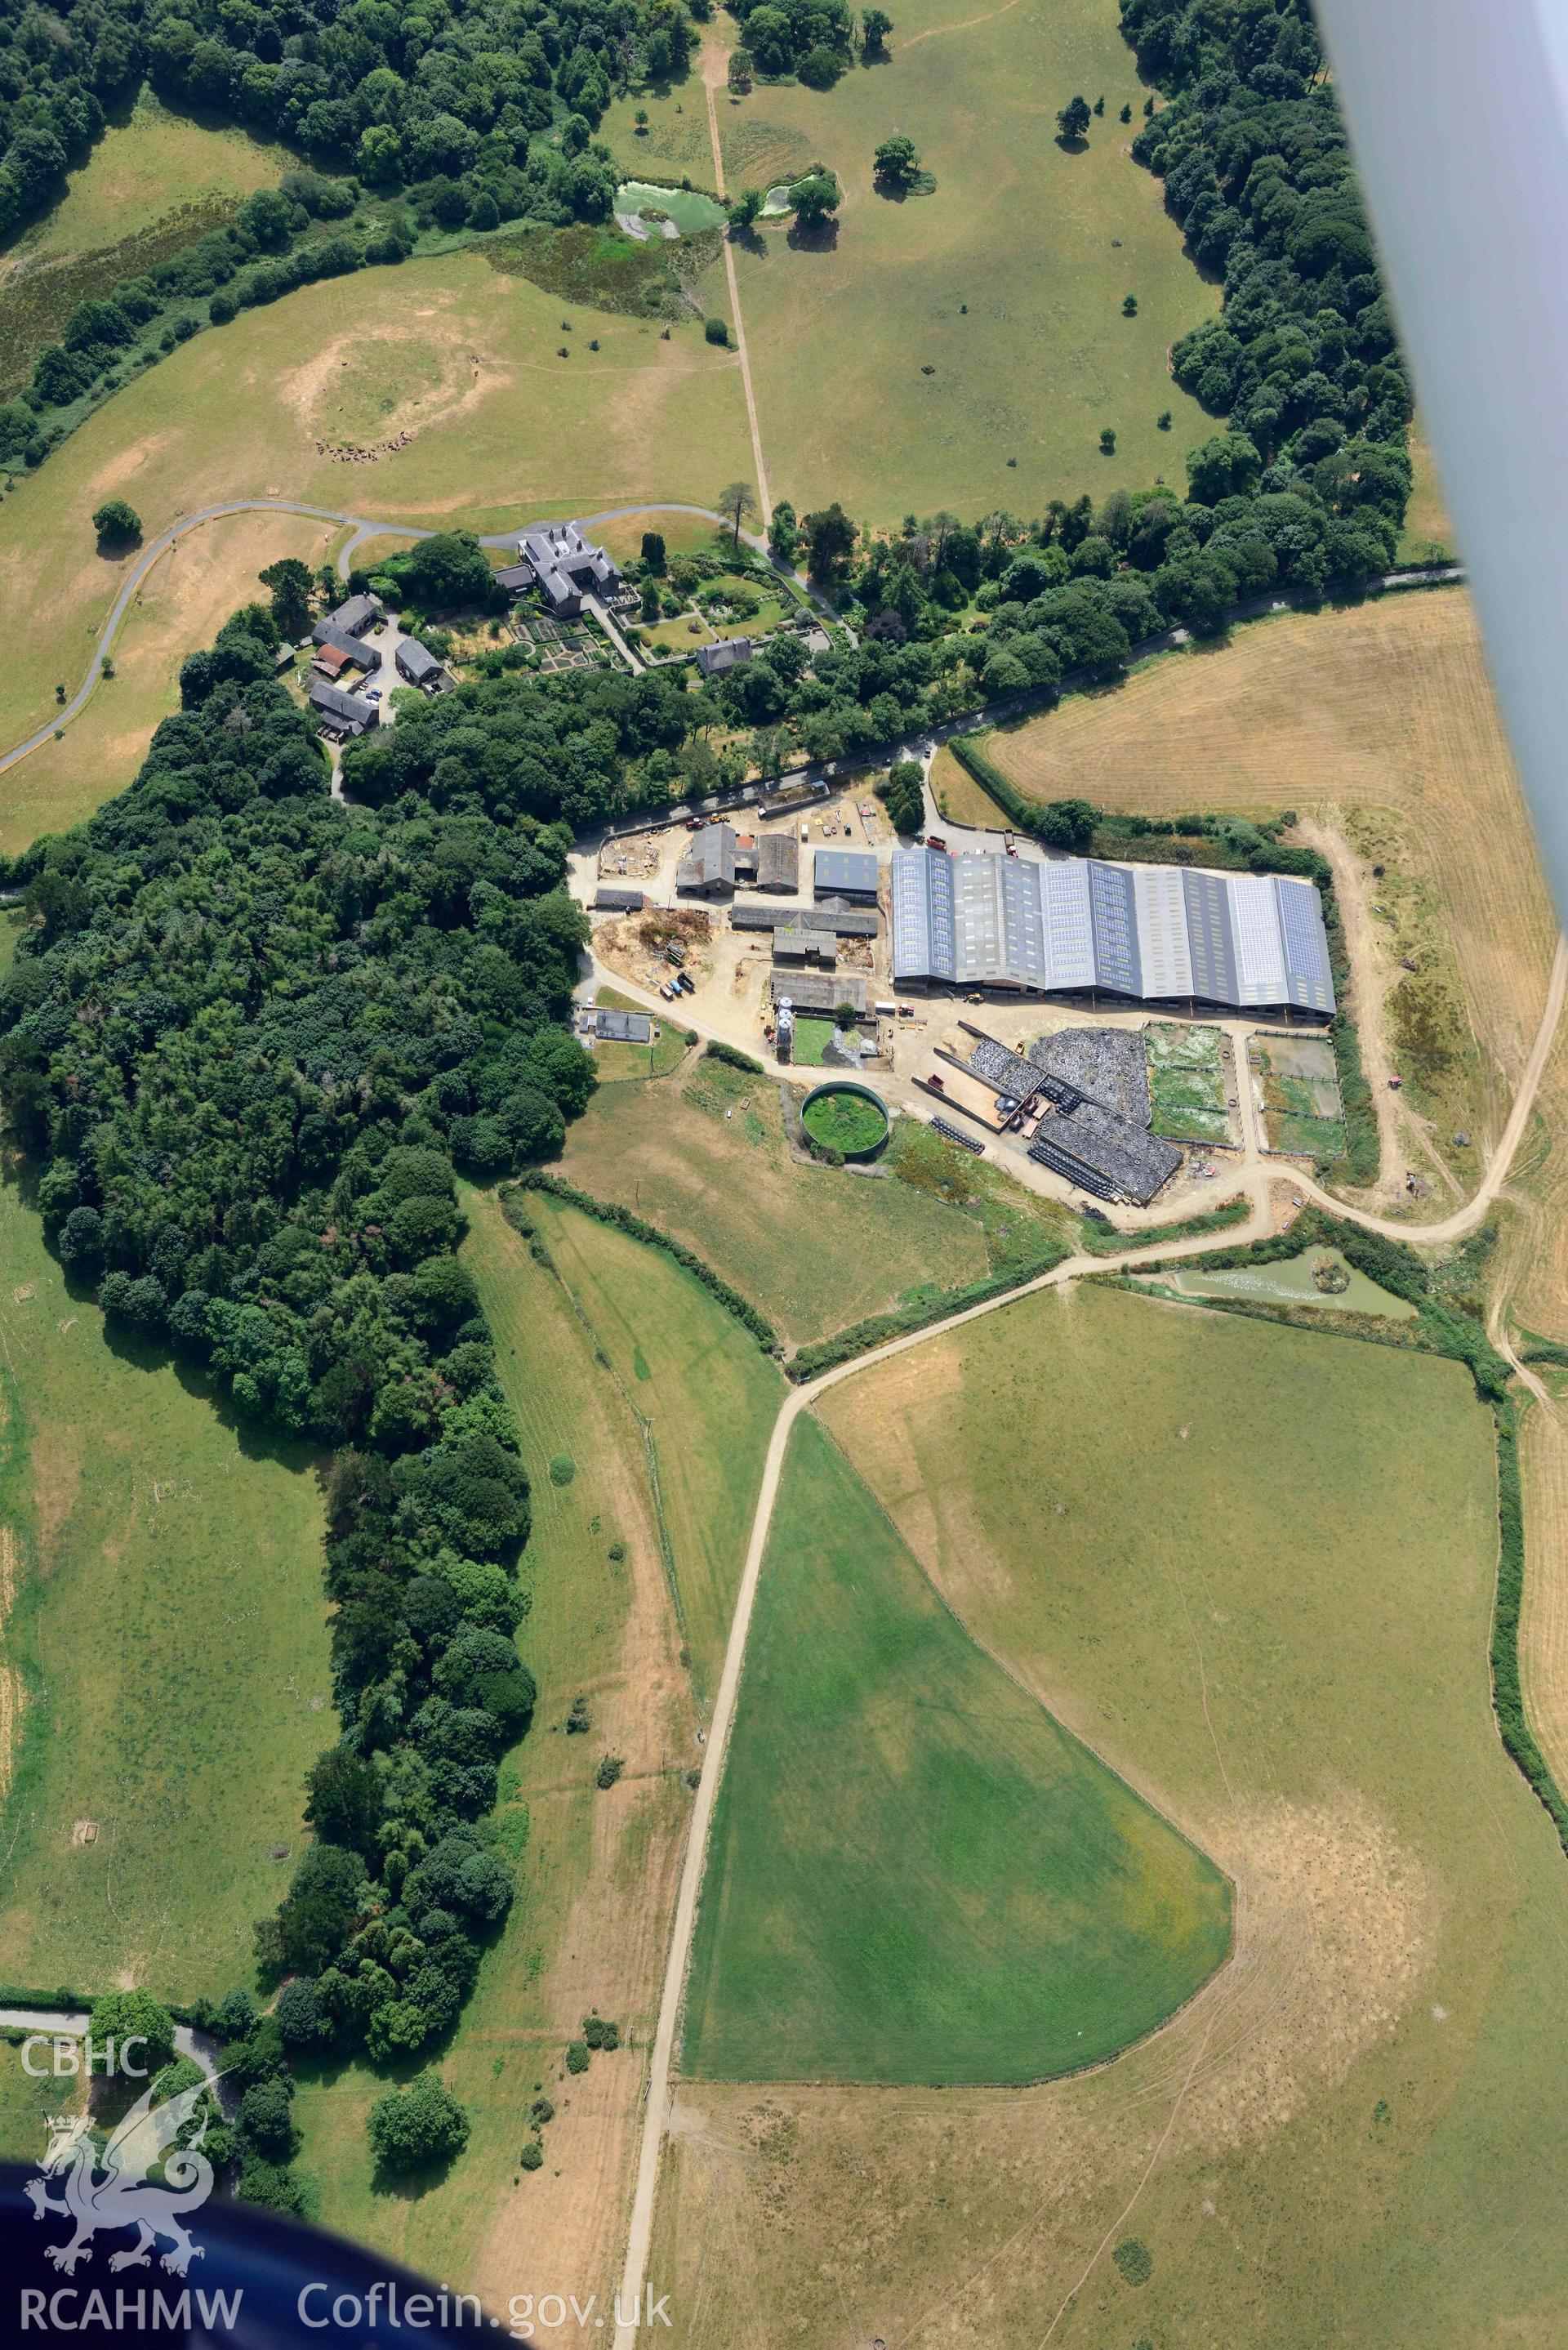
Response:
987,591,1557,1140
0,508,336,856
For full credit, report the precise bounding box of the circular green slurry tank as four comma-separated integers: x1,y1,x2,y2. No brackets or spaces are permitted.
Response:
801,1081,891,1161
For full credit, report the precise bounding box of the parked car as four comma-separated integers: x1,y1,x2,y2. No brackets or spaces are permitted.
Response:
926,832,947,850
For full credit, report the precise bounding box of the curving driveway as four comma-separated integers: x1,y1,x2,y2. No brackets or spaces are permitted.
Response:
0,498,839,784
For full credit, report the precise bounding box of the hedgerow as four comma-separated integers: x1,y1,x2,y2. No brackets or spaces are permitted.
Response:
503,1175,778,1349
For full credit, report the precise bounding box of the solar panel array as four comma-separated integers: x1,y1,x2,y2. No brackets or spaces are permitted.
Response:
890,848,1334,1013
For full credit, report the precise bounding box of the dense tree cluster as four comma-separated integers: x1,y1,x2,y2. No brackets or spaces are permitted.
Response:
727,0,852,85
1122,0,1411,484
0,0,701,249
0,616,605,2076
341,655,711,832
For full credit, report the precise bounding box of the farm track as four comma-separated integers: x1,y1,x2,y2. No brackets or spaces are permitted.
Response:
609,921,1568,2345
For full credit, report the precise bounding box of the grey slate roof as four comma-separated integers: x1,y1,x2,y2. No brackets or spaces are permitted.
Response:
395,638,443,684
595,886,645,912
595,1008,653,1043
813,849,880,899
696,637,753,677
729,902,878,937
513,520,620,613
755,832,799,890
314,593,382,641
308,679,379,732
675,823,737,894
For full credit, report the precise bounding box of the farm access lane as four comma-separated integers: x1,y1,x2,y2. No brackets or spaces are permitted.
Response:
608,923,1568,2346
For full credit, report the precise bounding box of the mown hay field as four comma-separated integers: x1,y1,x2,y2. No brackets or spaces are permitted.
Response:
296,1188,699,2311
656,1282,1568,2349
0,244,748,806
682,1411,1232,2085
0,1171,328,2001
705,0,1215,522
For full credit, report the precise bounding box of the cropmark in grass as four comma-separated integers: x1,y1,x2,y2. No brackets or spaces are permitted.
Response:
681,1415,1231,2086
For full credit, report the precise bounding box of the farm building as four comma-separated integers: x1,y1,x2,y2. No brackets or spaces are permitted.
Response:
956,1028,1181,1206
505,521,621,618
311,639,369,680
813,849,880,904
395,637,450,689
308,679,380,740
594,1007,653,1044
753,832,799,892
729,902,878,939
313,594,382,644
770,970,867,1015
773,927,838,966
595,886,646,913
696,638,753,678
677,823,738,898
892,848,1334,1015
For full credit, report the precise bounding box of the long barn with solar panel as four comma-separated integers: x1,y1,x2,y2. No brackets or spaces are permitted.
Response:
890,847,1334,1017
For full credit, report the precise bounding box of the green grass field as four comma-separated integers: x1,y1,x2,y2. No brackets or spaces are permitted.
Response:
682,1413,1231,2084
556,1056,987,1344
712,0,1217,519
0,96,291,398
526,1193,783,1697
0,1167,328,2002
292,1188,697,2303
733,1281,1568,2349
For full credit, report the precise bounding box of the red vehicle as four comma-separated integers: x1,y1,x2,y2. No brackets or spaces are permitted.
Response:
926,832,947,851
927,1072,946,1092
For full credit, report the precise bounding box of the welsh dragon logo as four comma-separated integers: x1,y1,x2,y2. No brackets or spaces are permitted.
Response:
24,2071,219,2276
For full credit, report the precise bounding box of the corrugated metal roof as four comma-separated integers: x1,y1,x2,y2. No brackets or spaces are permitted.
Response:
890,848,1334,1011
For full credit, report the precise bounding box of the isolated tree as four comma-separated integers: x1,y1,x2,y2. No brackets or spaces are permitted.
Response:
259,556,314,640
634,107,649,132
878,757,924,833
873,134,921,191
716,480,758,546
1099,425,1117,453
1093,94,1105,114
788,168,840,230
800,500,857,583
640,529,666,572
768,499,800,563
861,7,893,53
91,498,140,546
368,2071,470,2174
1056,94,1091,141
1119,101,1132,122
1121,292,1138,316
728,185,765,230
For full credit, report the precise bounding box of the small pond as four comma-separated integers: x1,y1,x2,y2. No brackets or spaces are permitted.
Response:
615,181,728,238
1141,1247,1417,1320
